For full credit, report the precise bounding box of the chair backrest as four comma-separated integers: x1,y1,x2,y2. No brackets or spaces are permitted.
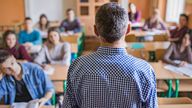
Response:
158,97,192,105
127,49,149,61
153,35,168,41
156,49,166,61
125,34,137,42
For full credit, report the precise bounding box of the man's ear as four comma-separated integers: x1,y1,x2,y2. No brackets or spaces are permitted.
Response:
94,25,99,37
126,23,131,34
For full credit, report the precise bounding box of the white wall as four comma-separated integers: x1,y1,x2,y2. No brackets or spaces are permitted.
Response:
25,0,65,23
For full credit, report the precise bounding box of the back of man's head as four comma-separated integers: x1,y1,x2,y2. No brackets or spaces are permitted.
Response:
95,3,129,43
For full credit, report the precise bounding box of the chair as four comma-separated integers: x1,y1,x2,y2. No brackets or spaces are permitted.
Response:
158,97,192,105
125,34,137,42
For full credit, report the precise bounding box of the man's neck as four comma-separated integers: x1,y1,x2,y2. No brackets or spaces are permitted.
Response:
100,40,126,48
26,29,33,34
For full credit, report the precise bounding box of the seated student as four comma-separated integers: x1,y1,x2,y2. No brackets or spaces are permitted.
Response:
169,14,189,42
34,27,71,69
59,8,82,35
19,17,42,53
0,50,54,106
143,9,167,31
2,30,32,61
35,14,50,39
128,3,141,23
163,30,192,66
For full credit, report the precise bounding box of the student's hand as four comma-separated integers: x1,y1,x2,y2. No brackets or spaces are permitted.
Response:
24,42,33,47
38,97,48,108
0,71,3,80
178,61,188,67
42,64,52,71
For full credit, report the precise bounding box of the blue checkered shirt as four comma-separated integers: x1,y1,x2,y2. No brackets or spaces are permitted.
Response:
63,47,157,108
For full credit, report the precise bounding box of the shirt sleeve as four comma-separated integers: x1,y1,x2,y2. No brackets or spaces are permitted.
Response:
18,32,24,44
36,65,54,94
187,46,192,64
73,19,82,33
59,20,65,32
142,68,158,108
19,45,32,61
0,78,7,101
63,61,79,108
163,43,179,66
32,31,42,45
50,43,71,66
34,46,47,65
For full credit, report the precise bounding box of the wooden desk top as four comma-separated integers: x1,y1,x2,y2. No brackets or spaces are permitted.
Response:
0,105,54,108
128,30,167,37
150,61,191,80
49,65,69,81
71,43,78,53
61,33,82,43
126,42,170,51
159,104,192,108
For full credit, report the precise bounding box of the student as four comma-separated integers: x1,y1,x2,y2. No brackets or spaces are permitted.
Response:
2,30,32,61
143,9,167,31
35,14,50,38
0,50,54,106
19,17,42,53
59,9,82,35
163,30,192,66
128,3,141,23
63,3,157,108
169,14,189,42
34,27,71,68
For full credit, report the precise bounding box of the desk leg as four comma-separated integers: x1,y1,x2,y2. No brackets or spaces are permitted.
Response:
51,93,56,105
166,80,172,97
63,80,67,92
175,79,179,97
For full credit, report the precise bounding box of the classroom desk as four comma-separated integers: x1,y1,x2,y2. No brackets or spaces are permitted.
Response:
0,105,54,108
61,33,82,43
126,41,170,51
128,30,167,37
150,61,192,97
49,65,69,81
159,104,192,108
150,61,192,80
71,43,78,53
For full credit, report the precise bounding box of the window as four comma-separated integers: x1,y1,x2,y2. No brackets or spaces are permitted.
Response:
166,0,185,22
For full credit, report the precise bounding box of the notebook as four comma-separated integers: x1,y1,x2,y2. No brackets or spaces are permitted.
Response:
11,99,39,108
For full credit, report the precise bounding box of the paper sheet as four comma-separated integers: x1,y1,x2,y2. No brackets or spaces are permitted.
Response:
11,100,39,108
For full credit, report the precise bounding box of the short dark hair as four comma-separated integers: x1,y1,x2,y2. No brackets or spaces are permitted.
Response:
180,14,189,22
66,8,74,13
2,30,17,48
0,50,13,64
25,17,32,21
95,3,128,43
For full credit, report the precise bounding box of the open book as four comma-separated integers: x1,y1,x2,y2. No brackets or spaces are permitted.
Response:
164,63,192,77
11,100,39,108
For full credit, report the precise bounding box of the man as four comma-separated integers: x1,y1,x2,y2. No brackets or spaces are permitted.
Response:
63,3,157,108
59,9,82,35
0,50,54,106
19,17,42,53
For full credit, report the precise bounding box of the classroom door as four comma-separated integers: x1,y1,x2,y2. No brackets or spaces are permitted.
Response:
0,0,25,25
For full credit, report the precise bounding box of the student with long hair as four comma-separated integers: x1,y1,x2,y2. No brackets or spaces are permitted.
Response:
164,30,192,66
34,27,71,69
2,30,32,61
